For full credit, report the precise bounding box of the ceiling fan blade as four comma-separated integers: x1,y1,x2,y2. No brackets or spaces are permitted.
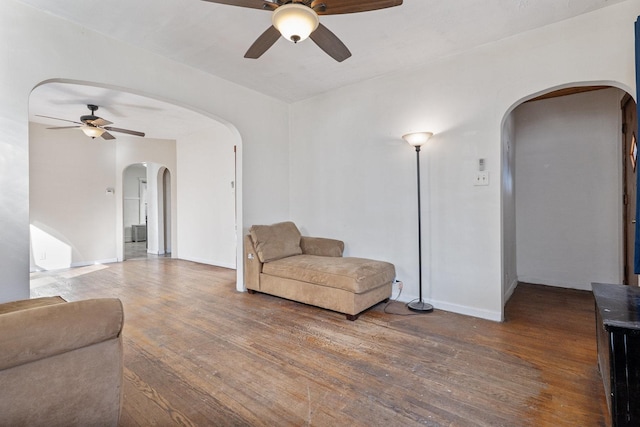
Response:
103,126,146,137
245,25,281,59
200,0,275,10
46,126,82,130
313,0,402,15
310,23,351,62
35,114,82,125
101,131,116,140
89,118,113,127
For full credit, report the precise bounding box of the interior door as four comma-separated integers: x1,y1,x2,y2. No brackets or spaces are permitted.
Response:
623,94,638,286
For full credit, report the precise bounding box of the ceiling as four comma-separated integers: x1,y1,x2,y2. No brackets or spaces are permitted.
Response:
20,0,625,103
23,0,626,139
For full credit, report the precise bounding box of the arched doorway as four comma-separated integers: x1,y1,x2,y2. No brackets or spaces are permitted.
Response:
123,162,173,260
501,84,635,314
30,80,243,288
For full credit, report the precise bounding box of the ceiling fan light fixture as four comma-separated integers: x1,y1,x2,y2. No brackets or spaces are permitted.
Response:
272,3,319,43
82,125,105,138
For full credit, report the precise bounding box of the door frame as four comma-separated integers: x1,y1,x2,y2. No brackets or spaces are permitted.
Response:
622,93,637,286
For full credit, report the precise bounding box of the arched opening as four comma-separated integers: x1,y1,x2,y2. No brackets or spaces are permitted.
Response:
122,163,173,260
501,83,635,317
29,80,242,285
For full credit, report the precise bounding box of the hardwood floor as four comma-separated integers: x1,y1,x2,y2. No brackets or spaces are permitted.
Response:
30,260,608,426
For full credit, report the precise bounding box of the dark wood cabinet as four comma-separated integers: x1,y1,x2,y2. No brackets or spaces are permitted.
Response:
593,283,640,426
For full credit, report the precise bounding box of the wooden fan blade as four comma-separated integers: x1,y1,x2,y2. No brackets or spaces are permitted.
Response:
244,25,281,59
101,131,116,140
313,0,402,15
35,114,82,125
310,23,351,62
46,126,81,130
103,126,145,137
200,0,275,10
89,118,113,127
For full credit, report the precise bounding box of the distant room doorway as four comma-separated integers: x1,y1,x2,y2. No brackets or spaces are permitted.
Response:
123,163,148,260
123,163,172,260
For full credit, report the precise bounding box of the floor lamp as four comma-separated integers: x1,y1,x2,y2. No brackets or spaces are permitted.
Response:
403,132,434,313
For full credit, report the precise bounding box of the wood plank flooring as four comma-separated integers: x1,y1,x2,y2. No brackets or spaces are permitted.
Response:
29,259,608,426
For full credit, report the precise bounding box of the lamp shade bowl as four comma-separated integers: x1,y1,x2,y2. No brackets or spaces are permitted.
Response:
402,132,433,147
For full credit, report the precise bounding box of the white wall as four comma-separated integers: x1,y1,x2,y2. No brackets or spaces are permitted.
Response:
501,113,517,302
145,162,163,255
176,125,237,268
163,168,172,253
0,0,290,301
514,88,624,290
289,1,637,321
29,122,116,270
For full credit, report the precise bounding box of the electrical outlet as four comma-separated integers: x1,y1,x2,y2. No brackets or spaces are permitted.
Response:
474,171,489,186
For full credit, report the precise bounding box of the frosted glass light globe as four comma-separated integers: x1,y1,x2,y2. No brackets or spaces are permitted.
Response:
272,4,319,43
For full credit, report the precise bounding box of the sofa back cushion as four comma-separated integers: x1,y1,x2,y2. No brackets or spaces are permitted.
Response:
0,298,124,371
250,221,302,263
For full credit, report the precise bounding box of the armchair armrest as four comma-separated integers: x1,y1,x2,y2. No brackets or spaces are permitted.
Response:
300,236,344,257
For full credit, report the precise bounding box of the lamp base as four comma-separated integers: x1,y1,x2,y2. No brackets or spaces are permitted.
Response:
407,300,434,312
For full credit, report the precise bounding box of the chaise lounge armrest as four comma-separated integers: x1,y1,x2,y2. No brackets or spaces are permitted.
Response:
300,236,344,257
0,298,124,370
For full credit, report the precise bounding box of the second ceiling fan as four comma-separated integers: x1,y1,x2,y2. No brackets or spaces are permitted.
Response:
37,104,145,140
201,0,403,62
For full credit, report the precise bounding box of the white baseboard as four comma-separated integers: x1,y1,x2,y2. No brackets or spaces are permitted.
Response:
391,292,502,322
432,299,502,322
177,255,236,270
31,258,119,273
504,278,518,303
517,275,592,291
71,258,118,268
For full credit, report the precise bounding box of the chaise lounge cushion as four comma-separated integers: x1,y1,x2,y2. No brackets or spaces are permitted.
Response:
250,221,302,263
262,254,395,294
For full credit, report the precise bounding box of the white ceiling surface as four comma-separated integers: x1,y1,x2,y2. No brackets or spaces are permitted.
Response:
24,0,626,140
20,0,626,103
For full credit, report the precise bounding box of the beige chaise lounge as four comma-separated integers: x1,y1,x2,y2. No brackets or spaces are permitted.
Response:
244,221,395,320
0,296,124,426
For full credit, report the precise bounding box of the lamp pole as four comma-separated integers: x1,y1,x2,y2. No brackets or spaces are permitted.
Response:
403,132,434,313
